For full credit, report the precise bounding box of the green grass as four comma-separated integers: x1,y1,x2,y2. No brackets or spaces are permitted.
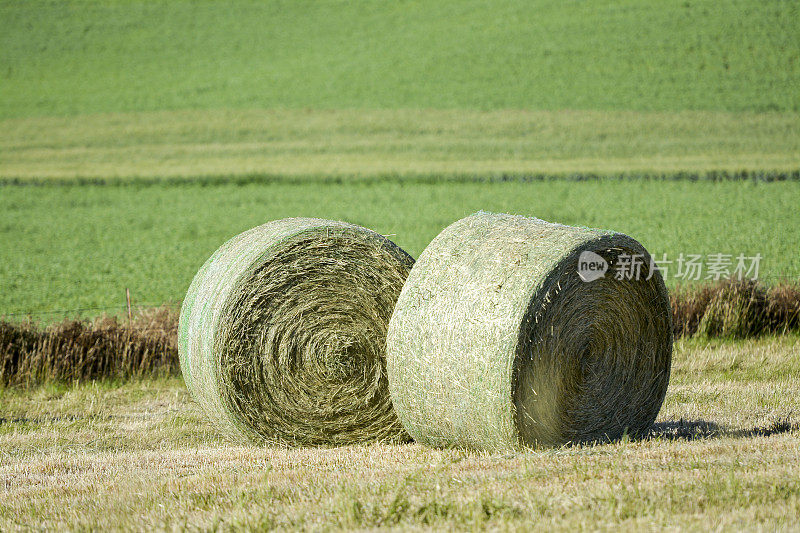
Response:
1,179,798,317
2,109,798,180
2,0,797,118
1,336,798,530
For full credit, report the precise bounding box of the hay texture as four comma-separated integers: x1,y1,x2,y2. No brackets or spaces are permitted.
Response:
179,218,414,446
387,213,672,451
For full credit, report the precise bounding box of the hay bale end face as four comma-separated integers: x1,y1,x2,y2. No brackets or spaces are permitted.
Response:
387,213,672,451
179,218,414,446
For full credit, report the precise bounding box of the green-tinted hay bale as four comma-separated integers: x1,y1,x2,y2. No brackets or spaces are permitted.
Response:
179,218,414,446
387,213,672,451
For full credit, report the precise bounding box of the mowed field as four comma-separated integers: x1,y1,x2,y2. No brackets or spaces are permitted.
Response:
1,110,798,179
2,336,799,529
2,0,800,530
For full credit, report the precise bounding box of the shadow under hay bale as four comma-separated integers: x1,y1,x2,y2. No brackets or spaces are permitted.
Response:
648,418,797,441
179,218,414,447
387,213,673,451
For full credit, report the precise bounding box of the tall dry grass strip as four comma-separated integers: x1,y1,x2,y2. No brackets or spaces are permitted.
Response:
671,280,800,338
0,307,178,387
178,218,414,446
1,281,796,389
387,213,673,451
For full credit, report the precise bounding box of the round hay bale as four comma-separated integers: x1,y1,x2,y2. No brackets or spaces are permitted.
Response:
179,218,414,446
386,213,672,451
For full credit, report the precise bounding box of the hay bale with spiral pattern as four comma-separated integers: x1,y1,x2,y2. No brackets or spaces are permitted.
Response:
386,212,672,451
179,218,413,446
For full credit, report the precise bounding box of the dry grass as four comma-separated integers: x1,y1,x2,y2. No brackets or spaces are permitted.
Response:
671,280,800,339
1,336,798,530
0,307,178,387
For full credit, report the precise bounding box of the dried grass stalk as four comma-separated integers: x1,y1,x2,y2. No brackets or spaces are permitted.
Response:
179,218,413,446
387,213,672,451
697,280,767,338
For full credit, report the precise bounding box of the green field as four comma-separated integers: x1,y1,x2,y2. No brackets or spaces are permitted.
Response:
2,0,797,117
1,180,798,317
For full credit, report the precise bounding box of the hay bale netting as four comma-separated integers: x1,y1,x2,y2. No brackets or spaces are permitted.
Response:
179,218,414,446
387,213,672,451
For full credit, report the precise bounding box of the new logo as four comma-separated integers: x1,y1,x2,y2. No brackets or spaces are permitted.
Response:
577,251,608,282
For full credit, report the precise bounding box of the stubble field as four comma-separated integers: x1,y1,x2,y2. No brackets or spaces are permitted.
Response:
1,336,799,530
